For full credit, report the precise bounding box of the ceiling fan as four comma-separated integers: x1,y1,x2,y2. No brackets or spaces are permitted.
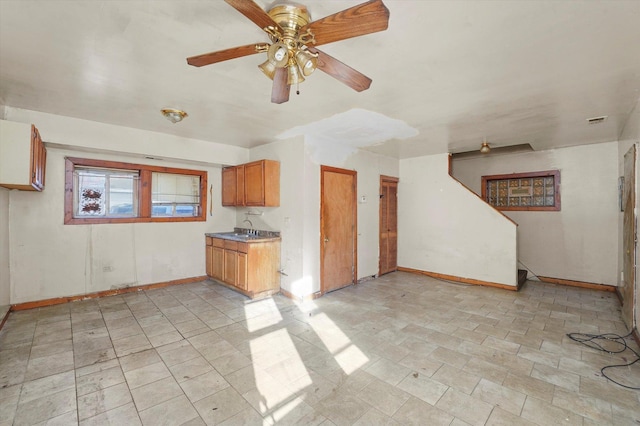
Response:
186,0,390,104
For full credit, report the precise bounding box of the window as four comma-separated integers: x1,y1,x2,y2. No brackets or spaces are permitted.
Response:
481,170,560,211
65,157,207,224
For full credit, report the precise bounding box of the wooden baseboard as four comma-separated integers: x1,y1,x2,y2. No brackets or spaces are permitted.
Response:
279,287,321,302
397,267,518,291
10,276,208,311
536,276,616,292
0,308,10,331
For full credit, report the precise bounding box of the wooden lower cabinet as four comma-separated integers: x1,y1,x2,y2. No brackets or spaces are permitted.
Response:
206,236,280,298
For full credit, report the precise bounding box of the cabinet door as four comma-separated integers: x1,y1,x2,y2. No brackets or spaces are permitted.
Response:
30,126,46,191
221,167,237,206
223,249,237,285
235,165,245,206
237,252,247,290
212,247,224,280
206,245,213,277
244,161,265,206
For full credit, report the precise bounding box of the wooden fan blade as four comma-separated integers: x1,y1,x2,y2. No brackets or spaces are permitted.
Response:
187,44,260,67
224,0,282,32
301,0,389,47
308,47,372,92
271,68,290,104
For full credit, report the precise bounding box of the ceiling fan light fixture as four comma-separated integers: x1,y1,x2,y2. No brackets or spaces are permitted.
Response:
295,49,318,76
480,141,491,154
258,60,277,80
161,108,188,124
287,64,305,85
267,42,290,67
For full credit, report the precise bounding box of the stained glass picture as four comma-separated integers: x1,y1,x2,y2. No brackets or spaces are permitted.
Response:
481,170,560,211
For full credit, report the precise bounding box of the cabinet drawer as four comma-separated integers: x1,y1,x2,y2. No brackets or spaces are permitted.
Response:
206,237,212,246
212,238,224,248
224,240,238,251
237,242,248,254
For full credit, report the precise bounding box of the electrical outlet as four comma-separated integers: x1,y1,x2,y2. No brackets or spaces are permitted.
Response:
103,265,114,272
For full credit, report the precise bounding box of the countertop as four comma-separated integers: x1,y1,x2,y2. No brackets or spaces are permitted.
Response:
206,228,281,243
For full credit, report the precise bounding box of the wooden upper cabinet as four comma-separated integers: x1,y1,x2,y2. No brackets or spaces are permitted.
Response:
245,160,280,207
0,120,47,191
222,160,279,207
221,166,236,206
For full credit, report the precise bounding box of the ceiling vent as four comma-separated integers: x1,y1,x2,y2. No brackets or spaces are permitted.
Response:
586,116,608,125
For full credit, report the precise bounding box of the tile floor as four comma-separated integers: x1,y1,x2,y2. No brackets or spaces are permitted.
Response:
1,272,639,425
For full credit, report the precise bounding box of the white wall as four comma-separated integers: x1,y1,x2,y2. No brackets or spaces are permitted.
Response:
399,153,518,286
618,95,640,330
452,142,619,286
3,107,242,304
8,148,236,304
239,138,399,299
4,107,248,167
0,187,9,305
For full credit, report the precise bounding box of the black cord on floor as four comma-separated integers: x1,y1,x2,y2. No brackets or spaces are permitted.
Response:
567,331,640,390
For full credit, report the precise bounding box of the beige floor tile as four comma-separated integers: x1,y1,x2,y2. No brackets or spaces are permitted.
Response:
365,357,411,386
521,396,585,425
486,406,537,425
124,361,171,389
552,387,613,424
112,333,153,357
314,388,373,425
431,364,480,394
392,396,454,425
80,401,142,426
359,378,411,416
471,378,526,416
119,348,162,372
531,363,580,392
180,369,230,403
0,274,634,425
435,388,494,426
77,382,133,420
76,363,126,396
194,387,253,424
13,387,77,425
396,371,449,405
353,408,401,426
502,372,555,403
169,355,214,383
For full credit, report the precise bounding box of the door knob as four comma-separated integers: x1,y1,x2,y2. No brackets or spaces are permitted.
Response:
324,237,329,242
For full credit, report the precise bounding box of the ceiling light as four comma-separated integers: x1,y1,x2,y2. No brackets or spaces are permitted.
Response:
295,49,318,77
258,60,277,80
480,141,491,154
161,108,188,124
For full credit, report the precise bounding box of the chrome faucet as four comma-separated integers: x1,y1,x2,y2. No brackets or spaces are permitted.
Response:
242,219,254,235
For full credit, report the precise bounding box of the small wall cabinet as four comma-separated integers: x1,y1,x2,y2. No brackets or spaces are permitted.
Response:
0,120,46,191
206,236,280,298
221,160,279,207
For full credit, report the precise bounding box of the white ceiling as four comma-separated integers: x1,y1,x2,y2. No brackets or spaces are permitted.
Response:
1,0,639,159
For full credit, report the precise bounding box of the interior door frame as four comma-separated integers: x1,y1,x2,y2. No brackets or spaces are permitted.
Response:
622,144,637,330
379,175,399,276
320,165,358,295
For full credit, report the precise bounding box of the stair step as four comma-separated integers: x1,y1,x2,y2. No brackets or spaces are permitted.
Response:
517,269,528,288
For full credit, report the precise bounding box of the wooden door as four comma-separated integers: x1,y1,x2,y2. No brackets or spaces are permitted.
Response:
379,176,399,275
622,145,636,329
321,166,357,294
